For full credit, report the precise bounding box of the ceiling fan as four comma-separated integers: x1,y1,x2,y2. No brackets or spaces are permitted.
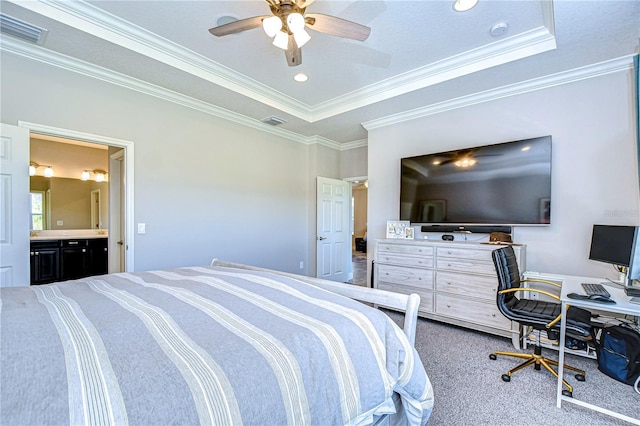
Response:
208,0,371,67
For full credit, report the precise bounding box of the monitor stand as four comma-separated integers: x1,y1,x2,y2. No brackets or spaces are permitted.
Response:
625,286,640,297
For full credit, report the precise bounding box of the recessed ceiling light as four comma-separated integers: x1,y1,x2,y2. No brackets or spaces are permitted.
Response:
294,73,308,82
453,0,478,12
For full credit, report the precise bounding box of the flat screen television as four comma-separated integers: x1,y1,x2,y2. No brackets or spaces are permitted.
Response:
400,136,552,226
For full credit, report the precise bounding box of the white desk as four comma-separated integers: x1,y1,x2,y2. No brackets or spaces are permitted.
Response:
556,275,640,424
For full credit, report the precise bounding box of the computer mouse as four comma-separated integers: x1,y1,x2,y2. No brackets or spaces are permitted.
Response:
587,294,616,303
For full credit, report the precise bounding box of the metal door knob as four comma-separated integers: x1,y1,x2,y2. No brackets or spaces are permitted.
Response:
317,237,327,240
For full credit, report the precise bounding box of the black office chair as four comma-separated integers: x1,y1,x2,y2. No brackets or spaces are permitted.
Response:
489,246,593,396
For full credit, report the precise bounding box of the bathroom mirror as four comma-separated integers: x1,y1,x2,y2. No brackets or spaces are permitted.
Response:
30,176,109,230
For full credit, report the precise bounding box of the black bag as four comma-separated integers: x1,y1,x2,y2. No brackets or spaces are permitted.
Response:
595,324,640,386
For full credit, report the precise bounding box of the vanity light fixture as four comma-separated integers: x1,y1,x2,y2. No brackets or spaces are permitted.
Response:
30,162,54,177
93,169,107,183
81,170,91,181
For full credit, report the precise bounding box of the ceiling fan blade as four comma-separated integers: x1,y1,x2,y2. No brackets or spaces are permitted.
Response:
284,34,302,67
305,13,371,42
298,0,315,8
208,16,268,37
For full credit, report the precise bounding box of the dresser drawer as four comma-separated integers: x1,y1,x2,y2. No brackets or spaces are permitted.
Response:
435,271,499,301
435,294,510,330
436,247,492,261
377,253,433,268
436,258,495,275
377,243,434,257
377,282,434,313
377,264,434,289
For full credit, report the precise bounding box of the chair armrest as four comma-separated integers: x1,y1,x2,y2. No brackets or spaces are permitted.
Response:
498,288,561,301
521,278,563,289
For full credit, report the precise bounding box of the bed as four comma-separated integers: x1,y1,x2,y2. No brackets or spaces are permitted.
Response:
0,260,434,425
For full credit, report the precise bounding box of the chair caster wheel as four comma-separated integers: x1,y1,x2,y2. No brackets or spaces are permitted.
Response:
501,374,511,382
489,354,497,360
562,390,573,397
575,374,585,382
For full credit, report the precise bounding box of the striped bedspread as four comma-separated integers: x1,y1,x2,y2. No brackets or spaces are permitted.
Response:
1,265,433,425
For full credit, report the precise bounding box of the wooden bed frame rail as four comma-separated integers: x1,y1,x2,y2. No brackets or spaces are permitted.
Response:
210,259,421,346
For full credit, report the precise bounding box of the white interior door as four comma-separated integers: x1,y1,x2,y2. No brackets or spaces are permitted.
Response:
109,149,125,273
0,123,30,287
316,177,352,282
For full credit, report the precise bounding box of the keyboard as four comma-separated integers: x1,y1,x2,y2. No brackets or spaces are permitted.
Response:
581,282,611,298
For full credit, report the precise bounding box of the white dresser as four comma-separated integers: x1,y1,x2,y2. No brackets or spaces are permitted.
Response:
374,239,526,344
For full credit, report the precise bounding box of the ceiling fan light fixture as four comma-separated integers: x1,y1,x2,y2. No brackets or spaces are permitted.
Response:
272,30,289,50
453,0,478,12
262,16,282,38
287,13,305,33
454,158,476,168
293,29,311,48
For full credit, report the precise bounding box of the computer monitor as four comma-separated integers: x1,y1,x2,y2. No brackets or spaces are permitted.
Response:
588,224,639,284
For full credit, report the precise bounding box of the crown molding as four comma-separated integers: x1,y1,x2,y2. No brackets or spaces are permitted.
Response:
8,0,313,121
340,139,368,151
6,0,558,125
1,37,325,146
312,25,557,122
362,55,635,130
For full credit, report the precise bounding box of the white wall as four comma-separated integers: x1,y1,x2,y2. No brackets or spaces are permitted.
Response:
368,70,639,280
1,53,317,274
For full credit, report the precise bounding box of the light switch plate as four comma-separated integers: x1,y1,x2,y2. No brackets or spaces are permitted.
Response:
137,223,146,234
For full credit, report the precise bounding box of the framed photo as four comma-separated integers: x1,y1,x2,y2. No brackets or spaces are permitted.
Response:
386,221,414,239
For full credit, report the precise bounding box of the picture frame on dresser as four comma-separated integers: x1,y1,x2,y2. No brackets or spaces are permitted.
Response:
386,221,414,239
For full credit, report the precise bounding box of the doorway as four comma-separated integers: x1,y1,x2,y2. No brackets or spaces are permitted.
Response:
21,121,134,274
349,178,368,286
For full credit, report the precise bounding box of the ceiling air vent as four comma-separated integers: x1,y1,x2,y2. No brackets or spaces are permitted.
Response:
0,14,48,45
262,116,287,126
